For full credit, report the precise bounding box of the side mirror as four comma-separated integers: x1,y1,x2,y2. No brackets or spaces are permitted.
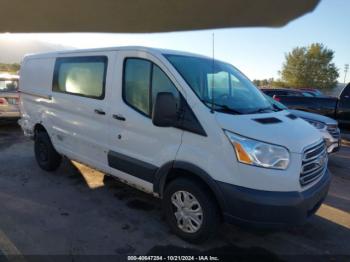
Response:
152,92,178,127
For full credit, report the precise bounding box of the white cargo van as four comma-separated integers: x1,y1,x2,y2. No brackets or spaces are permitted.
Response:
19,47,330,243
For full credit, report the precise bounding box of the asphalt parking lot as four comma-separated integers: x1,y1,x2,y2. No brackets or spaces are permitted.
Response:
0,121,349,261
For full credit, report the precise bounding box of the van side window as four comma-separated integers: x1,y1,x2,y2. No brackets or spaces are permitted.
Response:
123,59,152,115
152,65,179,108
53,56,107,99
123,58,180,117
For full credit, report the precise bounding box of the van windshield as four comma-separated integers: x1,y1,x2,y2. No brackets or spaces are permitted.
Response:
165,54,273,114
0,79,18,92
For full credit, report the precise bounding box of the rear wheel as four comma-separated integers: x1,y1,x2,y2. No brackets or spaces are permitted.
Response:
163,178,220,243
34,131,62,171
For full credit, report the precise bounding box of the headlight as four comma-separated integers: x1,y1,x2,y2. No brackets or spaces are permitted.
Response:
224,130,290,170
303,118,326,130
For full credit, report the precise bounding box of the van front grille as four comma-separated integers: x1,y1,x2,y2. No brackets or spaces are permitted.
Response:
300,141,327,186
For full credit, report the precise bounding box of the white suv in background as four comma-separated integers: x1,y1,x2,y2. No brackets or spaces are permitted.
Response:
19,47,330,243
264,94,341,154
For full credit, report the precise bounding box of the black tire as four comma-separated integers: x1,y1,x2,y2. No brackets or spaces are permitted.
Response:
34,131,62,171
163,177,220,243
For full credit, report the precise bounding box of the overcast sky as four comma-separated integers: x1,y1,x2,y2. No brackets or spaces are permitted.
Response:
0,0,349,83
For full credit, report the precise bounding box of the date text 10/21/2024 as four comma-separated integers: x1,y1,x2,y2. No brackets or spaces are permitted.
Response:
127,256,220,261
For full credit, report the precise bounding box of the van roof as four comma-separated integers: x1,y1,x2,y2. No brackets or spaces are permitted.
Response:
23,46,212,60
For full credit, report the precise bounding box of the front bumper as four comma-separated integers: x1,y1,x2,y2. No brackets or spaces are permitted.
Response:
0,111,20,119
219,170,331,227
322,128,341,154
325,135,340,153
327,141,340,154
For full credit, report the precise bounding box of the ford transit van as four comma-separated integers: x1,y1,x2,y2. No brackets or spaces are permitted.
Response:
19,47,330,243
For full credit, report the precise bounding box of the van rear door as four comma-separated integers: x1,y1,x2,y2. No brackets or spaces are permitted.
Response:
107,51,184,192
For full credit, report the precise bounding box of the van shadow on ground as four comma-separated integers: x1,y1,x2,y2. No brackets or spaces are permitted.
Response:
61,159,350,260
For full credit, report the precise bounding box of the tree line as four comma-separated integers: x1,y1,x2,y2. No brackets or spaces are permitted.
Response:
0,63,20,73
253,43,339,89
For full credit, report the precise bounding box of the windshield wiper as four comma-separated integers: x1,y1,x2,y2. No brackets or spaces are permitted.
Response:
248,106,276,114
203,101,242,114
271,104,284,111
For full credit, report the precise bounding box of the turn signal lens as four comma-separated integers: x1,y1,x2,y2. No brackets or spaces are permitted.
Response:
233,142,253,164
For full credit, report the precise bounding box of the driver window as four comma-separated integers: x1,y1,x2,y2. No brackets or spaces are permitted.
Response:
152,65,180,108
123,57,180,117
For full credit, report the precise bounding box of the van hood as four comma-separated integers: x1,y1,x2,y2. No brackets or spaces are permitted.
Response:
215,110,322,153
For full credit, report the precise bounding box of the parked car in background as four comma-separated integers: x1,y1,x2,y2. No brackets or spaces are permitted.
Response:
0,74,20,120
264,95,340,154
269,83,350,125
299,88,326,97
261,88,315,98
19,47,330,243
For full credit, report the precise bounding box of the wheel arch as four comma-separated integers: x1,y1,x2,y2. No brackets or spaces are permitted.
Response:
33,122,48,138
154,161,227,215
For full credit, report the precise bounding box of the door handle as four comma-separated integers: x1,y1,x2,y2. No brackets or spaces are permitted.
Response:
112,114,126,121
94,109,106,115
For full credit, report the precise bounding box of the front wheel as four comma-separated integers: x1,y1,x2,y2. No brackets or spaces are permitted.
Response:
163,178,220,243
34,131,62,171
